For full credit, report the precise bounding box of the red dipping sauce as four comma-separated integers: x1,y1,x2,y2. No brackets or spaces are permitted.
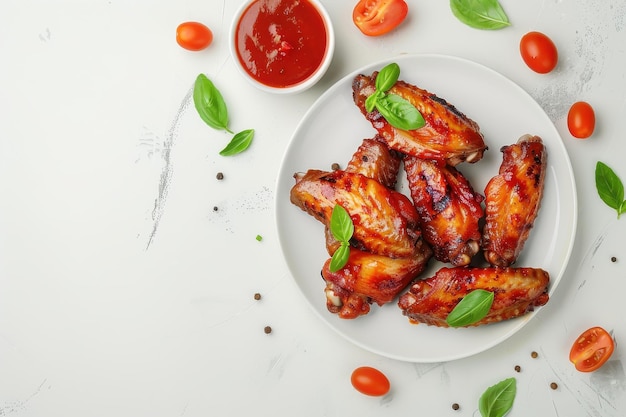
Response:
235,0,329,88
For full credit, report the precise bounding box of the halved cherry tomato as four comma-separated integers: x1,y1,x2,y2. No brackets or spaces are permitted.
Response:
353,0,408,37
519,31,558,74
569,326,614,372
567,101,595,139
176,21,213,51
351,366,390,396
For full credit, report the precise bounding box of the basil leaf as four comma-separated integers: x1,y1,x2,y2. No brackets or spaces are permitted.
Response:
329,243,350,272
450,0,510,30
365,90,383,113
329,204,354,272
193,73,233,134
376,94,426,131
375,63,400,93
330,204,354,243
595,161,625,218
219,129,255,156
479,377,516,417
446,289,494,327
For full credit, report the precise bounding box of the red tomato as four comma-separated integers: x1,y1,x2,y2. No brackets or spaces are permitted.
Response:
176,22,213,51
567,101,596,139
569,327,614,372
350,366,390,396
353,0,408,37
519,31,558,73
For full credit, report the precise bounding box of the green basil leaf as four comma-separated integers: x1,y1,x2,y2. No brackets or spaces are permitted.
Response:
595,161,625,215
446,289,494,327
450,0,510,30
479,377,516,417
620,200,626,217
376,94,426,131
365,90,383,113
330,204,354,243
375,63,400,93
329,243,350,272
219,129,255,156
193,73,233,134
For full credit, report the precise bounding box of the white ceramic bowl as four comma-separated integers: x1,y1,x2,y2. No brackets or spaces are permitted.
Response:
229,0,335,94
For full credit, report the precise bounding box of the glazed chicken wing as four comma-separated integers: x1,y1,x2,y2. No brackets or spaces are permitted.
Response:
404,155,484,266
482,135,547,267
322,243,432,319
398,266,550,327
345,136,402,189
291,169,422,258
323,137,403,254
352,72,487,166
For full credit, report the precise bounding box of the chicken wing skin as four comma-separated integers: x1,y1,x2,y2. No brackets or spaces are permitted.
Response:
482,135,547,267
323,137,403,255
291,169,422,258
345,137,402,189
322,243,432,319
352,72,487,166
404,156,484,266
398,266,550,327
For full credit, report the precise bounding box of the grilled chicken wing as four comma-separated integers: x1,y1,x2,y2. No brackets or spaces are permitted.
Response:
404,156,484,266
322,244,432,319
398,266,550,327
482,135,547,267
345,137,402,189
322,137,403,254
352,72,487,166
291,169,422,258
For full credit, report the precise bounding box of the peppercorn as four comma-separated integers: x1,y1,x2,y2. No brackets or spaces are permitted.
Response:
514,365,521,372
331,163,340,171
550,382,558,390
254,293,261,301
264,326,272,334
452,403,460,411
216,172,224,180
611,256,617,263
213,206,218,212
531,351,538,358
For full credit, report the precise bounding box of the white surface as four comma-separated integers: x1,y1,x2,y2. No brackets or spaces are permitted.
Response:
276,54,577,363
1,0,625,416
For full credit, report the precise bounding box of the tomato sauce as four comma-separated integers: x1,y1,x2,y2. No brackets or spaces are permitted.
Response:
235,0,328,88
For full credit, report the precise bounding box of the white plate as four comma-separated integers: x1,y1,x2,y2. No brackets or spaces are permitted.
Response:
275,54,577,363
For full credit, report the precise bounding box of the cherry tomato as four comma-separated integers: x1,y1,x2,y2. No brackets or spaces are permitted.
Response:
350,366,390,396
353,0,408,37
519,31,558,74
176,21,213,51
569,326,614,372
567,101,596,139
